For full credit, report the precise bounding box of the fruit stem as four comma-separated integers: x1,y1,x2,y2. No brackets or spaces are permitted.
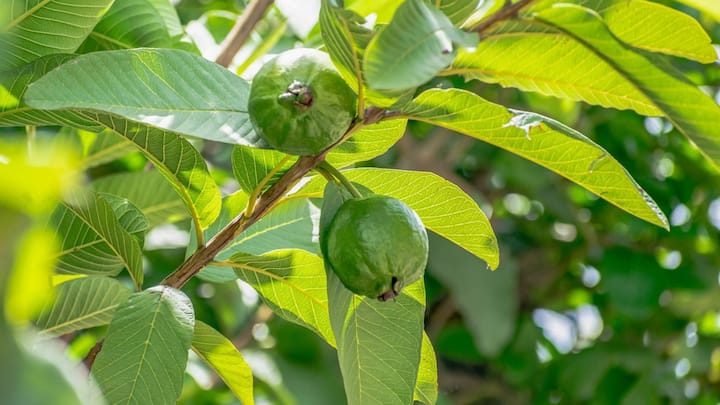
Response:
318,161,363,199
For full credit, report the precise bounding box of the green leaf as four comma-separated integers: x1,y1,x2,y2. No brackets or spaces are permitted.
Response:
428,233,518,356
0,55,101,130
35,276,132,337
225,250,335,344
328,271,425,405
534,5,720,167
303,167,500,269
678,0,720,21
100,193,150,244
197,195,319,282
192,321,254,405
80,129,137,169
91,113,222,232
346,0,404,24
325,119,408,168
320,1,369,92
596,0,715,63
363,0,477,90
438,0,480,26
51,191,145,289
0,0,115,71
92,286,194,405
232,146,292,194
400,88,669,229
92,171,189,228
414,333,439,405
451,18,659,116
77,0,180,52
24,49,260,146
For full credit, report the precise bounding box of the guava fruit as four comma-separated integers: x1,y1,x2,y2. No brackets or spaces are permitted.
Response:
248,48,357,156
324,195,429,301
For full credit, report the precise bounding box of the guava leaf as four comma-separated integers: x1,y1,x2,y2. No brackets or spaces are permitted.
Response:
400,88,669,229
92,171,189,228
232,146,292,194
452,5,720,168
24,49,259,146
192,321,254,405
89,113,222,233
80,129,137,169
0,55,100,130
320,0,369,93
52,191,144,289
92,286,194,405
194,194,318,283
302,167,499,269
35,276,132,337
438,0,480,26
328,272,425,405
677,0,720,21
225,250,335,344
326,119,408,168
78,0,182,52
414,333,439,405
0,0,114,71
364,0,477,91
595,0,715,62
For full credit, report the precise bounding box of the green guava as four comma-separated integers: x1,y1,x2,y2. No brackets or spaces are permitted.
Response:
248,48,357,156
324,195,429,301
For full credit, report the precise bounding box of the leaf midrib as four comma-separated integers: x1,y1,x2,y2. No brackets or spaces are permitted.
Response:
8,0,52,31
125,292,164,405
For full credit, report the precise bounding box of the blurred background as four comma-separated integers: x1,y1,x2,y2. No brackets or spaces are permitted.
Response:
3,0,720,404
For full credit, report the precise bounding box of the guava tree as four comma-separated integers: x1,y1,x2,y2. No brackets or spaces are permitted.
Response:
1,0,719,404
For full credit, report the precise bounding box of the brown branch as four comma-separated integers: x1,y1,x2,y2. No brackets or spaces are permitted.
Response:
84,340,104,369
161,109,388,290
471,0,539,34
215,0,275,68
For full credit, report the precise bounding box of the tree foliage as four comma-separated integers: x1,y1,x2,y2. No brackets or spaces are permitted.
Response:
1,0,720,404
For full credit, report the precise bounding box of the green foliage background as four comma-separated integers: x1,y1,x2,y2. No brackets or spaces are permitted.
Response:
1,0,720,404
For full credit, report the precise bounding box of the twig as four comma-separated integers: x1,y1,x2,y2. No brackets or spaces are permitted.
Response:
161,117,371,290
84,340,104,369
470,0,539,34
215,0,275,68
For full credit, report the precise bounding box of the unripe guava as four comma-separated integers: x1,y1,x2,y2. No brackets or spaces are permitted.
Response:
248,48,357,156
324,195,429,301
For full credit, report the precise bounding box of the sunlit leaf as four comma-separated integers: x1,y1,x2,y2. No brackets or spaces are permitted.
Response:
414,333,438,405
303,167,500,269
90,113,222,232
364,0,476,90
594,0,715,63
400,88,669,229
0,55,100,130
52,191,145,289
326,119,408,168
36,276,132,336
232,146,292,194
78,0,182,52
328,272,425,405
438,0,480,25
0,0,115,71
92,286,194,405
92,171,189,228
24,49,260,145
224,250,334,344
192,321,254,405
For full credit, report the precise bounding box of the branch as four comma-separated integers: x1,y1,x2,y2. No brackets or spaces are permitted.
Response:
470,0,539,34
161,111,385,290
215,0,275,68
